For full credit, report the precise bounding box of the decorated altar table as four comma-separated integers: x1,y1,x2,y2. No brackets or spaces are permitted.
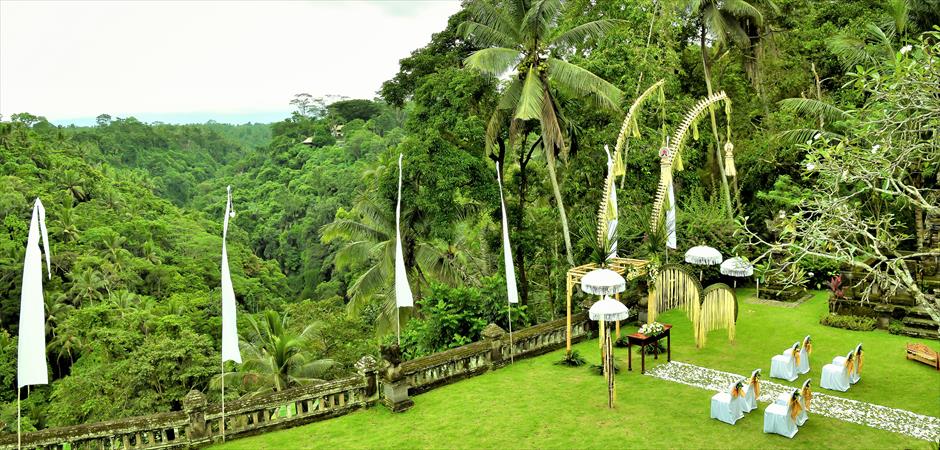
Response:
626,324,672,374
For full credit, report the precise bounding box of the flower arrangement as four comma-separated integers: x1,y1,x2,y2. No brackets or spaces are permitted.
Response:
639,322,665,337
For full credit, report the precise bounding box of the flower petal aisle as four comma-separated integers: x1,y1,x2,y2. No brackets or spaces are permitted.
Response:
646,361,940,441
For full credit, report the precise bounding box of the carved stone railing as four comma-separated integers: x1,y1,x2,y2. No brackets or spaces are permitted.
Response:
0,410,190,450
400,312,590,394
0,313,590,449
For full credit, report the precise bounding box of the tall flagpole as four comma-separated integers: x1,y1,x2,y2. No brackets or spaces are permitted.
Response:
496,163,518,364
17,387,20,450
220,186,241,443
394,154,414,347
221,361,226,443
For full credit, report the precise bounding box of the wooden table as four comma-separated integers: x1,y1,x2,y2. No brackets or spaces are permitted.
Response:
626,324,671,374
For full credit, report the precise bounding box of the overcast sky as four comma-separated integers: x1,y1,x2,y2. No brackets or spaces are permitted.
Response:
0,0,462,124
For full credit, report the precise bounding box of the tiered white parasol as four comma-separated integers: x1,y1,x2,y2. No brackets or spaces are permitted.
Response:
581,269,627,409
580,268,627,296
685,245,723,280
720,256,754,288
589,296,631,322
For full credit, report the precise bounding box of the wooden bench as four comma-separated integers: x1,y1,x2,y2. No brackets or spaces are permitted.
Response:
906,343,940,371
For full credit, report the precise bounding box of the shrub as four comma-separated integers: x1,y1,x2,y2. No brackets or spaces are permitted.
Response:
888,320,904,335
556,350,587,367
820,313,876,331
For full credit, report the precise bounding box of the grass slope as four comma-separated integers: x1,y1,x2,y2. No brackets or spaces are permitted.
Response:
214,291,939,449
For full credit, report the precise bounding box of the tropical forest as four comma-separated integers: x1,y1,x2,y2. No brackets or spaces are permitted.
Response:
0,0,938,448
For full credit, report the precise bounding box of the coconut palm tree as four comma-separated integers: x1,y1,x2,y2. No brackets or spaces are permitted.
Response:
68,268,107,305
321,193,466,334
686,0,775,214
460,0,624,267
212,310,335,394
53,206,79,243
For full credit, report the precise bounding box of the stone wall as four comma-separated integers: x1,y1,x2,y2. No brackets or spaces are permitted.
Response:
0,313,591,450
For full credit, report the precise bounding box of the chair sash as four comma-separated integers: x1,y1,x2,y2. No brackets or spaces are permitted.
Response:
803,341,812,356
731,385,744,399
857,351,864,374
793,349,801,368
789,397,803,422
802,386,812,410
750,376,760,399
845,356,855,375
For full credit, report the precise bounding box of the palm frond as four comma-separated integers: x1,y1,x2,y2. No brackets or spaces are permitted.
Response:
777,98,851,123
463,1,520,41
464,47,522,76
459,21,518,49
515,67,545,120
546,58,622,111
827,34,877,69
540,87,566,160
347,263,389,313
550,19,625,48
485,79,523,150
721,0,764,23
333,240,373,270
416,243,461,286
522,0,562,40
320,219,386,244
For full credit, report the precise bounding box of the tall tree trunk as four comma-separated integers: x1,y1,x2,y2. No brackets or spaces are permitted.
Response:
545,145,575,266
514,134,539,306
700,23,733,217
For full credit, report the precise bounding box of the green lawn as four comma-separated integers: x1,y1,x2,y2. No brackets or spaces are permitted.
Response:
214,291,939,449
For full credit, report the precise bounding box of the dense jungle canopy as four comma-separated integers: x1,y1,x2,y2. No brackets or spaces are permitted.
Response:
0,0,937,431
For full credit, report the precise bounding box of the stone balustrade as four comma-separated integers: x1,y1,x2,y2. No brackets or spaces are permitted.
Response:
0,313,590,449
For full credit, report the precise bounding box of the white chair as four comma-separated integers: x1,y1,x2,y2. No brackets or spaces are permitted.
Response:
764,390,800,438
741,369,761,413
821,351,853,392
774,380,811,426
770,342,800,381
797,335,811,375
710,380,746,425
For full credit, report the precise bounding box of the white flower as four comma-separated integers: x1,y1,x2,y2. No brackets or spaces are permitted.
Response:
806,162,816,171
871,144,881,154
813,132,821,140
900,44,913,55
806,140,813,145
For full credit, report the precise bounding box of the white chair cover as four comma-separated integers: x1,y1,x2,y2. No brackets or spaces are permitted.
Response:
710,382,745,425
741,369,761,413
798,347,810,375
821,352,852,392
763,403,798,438
770,346,799,382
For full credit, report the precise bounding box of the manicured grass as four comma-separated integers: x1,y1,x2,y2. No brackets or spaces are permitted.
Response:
213,291,939,449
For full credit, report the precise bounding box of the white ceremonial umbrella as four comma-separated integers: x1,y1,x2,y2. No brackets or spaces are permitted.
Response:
684,245,723,280
589,296,631,322
589,296,629,409
720,256,754,288
580,268,626,296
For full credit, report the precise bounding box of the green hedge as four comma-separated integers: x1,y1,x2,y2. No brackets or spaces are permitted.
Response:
820,314,877,331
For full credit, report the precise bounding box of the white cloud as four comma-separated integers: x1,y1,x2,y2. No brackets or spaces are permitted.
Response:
0,0,461,123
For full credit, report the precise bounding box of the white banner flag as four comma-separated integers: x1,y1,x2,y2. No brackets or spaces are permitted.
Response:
18,198,50,388
395,154,414,308
496,163,518,304
666,181,677,250
221,186,241,363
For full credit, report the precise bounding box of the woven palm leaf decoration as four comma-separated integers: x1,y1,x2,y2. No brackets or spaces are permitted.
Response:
612,79,666,181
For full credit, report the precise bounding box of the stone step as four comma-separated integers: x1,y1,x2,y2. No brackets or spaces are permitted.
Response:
900,326,939,341
908,305,936,320
902,316,940,330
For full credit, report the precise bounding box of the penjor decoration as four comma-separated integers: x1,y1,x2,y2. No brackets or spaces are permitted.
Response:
496,163,519,363
220,186,241,442
394,153,414,345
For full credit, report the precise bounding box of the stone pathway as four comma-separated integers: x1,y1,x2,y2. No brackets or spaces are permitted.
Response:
646,361,940,441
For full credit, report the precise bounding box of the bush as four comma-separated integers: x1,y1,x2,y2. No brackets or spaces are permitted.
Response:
888,320,904,335
555,350,587,367
820,313,876,331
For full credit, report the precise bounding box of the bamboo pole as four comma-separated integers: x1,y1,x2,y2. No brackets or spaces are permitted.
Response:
17,387,21,450
565,275,572,354
221,361,226,443
508,303,514,364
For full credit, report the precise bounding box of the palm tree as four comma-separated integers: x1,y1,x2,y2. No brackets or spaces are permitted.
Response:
321,193,463,334
213,311,335,394
460,0,624,266
53,207,80,243
68,269,107,305
58,169,89,202
686,0,775,214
